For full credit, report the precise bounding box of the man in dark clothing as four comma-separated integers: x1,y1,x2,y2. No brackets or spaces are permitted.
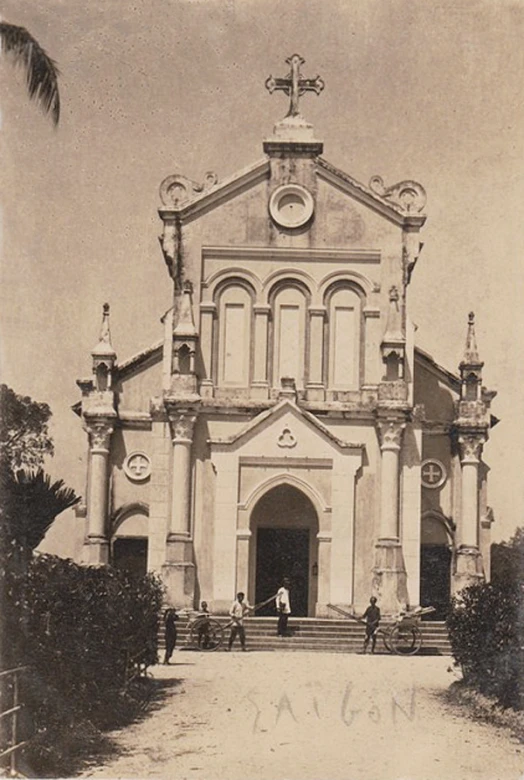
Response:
163,608,179,664
360,597,381,654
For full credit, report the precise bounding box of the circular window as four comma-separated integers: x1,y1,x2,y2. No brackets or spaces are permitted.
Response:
421,459,447,490
269,184,314,228
123,452,151,482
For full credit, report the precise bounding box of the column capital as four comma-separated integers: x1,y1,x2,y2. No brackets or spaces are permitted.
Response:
458,432,485,463
84,418,114,452
376,418,406,450
168,410,197,443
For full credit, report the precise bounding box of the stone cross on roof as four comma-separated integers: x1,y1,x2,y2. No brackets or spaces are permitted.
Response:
265,54,324,118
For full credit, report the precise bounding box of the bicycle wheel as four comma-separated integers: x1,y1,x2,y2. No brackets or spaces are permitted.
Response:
389,625,422,655
190,618,224,652
381,629,393,653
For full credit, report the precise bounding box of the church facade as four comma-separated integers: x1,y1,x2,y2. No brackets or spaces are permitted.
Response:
75,56,496,616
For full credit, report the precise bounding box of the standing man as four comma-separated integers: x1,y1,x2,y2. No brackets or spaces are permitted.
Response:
276,577,291,637
359,596,381,654
227,592,253,651
163,607,179,664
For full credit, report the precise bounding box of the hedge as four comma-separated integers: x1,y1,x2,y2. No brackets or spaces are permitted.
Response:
447,580,524,710
11,554,163,776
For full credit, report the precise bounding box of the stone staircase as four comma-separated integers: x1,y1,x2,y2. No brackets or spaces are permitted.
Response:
161,616,451,655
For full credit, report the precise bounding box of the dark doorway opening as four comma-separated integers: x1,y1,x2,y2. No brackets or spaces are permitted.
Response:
420,545,452,620
113,537,148,579
255,527,310,617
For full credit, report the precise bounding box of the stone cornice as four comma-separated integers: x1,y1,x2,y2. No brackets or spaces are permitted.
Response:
202,245,381,264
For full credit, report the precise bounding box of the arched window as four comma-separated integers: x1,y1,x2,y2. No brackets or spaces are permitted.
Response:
465,373,478,402
271,285,307,389
327,287,361,390
178,344,191,375
217,284,252,387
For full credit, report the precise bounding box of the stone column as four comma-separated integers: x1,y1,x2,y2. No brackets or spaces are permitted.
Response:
372,418,409,614
84,419,114,565
162,411,197,607
251,305,270,399
168,412,196,538
306,306,326,401
455,433,485,590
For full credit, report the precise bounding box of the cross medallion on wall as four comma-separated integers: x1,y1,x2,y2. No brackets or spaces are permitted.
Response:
124,452,151,482
421,459,446,489
265,54,324,117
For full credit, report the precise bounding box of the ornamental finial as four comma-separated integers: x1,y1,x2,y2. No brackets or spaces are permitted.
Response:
463,311,480,365
91,302,116,358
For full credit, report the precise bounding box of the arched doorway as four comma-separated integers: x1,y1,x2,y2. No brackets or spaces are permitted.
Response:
420,514,453,619
249,484,319,617
111,505,149,579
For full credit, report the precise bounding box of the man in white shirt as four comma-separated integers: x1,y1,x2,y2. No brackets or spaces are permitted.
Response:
227,592,253,651
276,577,291,637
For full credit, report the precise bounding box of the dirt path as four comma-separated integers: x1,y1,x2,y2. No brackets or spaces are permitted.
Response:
80,651,523,780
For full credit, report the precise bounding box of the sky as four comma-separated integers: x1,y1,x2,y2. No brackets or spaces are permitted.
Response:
1,0,523,543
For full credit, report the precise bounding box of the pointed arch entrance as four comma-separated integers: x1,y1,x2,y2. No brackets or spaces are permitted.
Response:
249,484,319,617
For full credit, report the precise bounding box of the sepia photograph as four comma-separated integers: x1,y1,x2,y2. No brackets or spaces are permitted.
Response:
1,1,523,778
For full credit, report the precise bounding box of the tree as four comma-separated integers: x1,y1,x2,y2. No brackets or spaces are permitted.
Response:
491,527,524,589
0,22,60,125
0,384,54,470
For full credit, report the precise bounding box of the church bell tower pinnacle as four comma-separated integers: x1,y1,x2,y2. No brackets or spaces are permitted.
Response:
453,312,495,591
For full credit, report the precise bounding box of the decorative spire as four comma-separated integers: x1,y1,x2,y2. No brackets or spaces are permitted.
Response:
173,281,197,338
91,303,116,358
382,286,404,344
461,311,482,367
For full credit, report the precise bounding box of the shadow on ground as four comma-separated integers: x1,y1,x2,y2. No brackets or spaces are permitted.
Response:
21,676,186,778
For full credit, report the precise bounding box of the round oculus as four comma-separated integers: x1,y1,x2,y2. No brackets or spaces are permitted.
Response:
269,184,314,228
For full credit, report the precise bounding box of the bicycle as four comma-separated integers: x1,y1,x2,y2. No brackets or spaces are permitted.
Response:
327,604,435,655
184,594,277,652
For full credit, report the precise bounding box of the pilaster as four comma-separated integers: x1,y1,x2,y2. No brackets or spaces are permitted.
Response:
199,303,216,398
306,306,326,401
252,305,270,399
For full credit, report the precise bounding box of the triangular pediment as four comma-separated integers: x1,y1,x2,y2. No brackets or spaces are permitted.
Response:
158,154,426,229
207,399,364,452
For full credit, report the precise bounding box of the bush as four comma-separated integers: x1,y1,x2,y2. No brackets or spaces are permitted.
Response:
16,554,164,775
447,580,524,709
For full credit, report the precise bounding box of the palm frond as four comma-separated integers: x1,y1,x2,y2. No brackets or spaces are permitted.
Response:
2,468,80,550
0,22,60,125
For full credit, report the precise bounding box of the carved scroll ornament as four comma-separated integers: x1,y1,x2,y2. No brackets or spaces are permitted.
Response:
369,176,427,214
159,172,218,208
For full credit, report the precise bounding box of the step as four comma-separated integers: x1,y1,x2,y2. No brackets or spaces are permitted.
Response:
159,616,451,655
